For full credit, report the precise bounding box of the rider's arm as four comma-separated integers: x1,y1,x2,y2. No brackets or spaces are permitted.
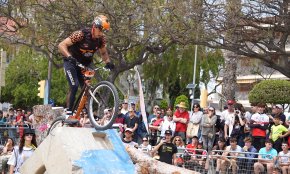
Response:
99,46,110,64
58,30,84,57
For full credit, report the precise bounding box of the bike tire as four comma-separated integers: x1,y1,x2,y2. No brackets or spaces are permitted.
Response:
47,116,66,136
88,81,119,130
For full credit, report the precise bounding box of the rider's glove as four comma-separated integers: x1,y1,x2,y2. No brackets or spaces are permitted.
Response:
65,56,77,65
105,62,115,70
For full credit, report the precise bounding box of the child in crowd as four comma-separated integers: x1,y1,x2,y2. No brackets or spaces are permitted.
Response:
270,115,289,152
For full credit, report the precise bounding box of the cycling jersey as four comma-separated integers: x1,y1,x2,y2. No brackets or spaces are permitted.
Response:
68,28,106,66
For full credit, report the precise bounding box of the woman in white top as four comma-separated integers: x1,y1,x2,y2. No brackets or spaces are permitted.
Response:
8,129,37,174
138,137,152,156
159,110,176,138
187,103,203,143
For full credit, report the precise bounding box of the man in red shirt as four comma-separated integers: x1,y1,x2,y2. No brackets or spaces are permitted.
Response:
173,102,189,142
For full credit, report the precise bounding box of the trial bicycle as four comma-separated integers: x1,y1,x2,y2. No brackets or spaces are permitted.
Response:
47,62,119,134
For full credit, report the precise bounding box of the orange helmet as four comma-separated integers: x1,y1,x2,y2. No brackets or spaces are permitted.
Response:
93,15,110,31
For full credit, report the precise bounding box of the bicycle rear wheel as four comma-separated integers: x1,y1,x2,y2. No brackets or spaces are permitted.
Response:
47,116,66,136
88,81,119,130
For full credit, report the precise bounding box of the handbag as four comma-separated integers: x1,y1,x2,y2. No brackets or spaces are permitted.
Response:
208,132,214,139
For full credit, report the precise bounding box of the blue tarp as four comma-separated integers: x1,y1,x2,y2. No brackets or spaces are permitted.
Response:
73,129,135,174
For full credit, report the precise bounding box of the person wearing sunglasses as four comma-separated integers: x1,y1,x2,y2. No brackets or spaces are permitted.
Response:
159,110,176,139
58,14,115,118
8,128,37,174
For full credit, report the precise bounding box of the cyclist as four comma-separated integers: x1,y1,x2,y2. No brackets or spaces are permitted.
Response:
58,14,114,118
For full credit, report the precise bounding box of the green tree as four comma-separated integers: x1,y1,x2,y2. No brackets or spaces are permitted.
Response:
2,47,67,108
174,95,189,109
159,99,168,110
143,45,223,105
249,80,290,104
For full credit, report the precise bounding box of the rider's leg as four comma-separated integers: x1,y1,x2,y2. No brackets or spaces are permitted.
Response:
64,60,80,117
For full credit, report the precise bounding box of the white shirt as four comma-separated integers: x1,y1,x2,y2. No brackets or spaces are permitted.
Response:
251,113,269,125
225,145,243,156
160,116,176,137
279,151,290,164
189,111,203,123
223,110,235,136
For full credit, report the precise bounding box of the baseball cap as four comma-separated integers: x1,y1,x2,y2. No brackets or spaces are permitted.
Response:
164,130,172,135
125,128,133,132
227,100,235,105
275,104,283,109
104,108,111,113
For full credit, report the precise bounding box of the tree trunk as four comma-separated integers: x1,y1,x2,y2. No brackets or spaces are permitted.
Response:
222,50,238,101
125,145,199,174
221,0,241,101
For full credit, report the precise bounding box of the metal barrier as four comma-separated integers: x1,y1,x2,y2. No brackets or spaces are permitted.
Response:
0,123,30,145
175,148,208,173
209,150,275,174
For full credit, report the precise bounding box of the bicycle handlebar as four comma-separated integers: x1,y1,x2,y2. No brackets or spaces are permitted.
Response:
76,62,109,72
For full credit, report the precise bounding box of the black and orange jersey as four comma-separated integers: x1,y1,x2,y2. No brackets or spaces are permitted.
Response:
68,28,106,66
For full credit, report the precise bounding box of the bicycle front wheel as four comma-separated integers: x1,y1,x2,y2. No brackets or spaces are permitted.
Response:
88,81,119,130
47,116,66,136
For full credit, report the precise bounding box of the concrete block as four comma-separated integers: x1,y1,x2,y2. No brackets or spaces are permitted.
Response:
20,127,135,174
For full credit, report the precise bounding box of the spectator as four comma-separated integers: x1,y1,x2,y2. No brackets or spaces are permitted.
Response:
201,106,217,151
244,103,258,122
278,142,290,174
122,128,138,148
270,115,289,152
114,105,125,137
186,136,198,154
211,137,227,173
152,130,177,165
172,136,185,149
99,108,113,126
8,128,37,174
149,110,163,145
136,112,148,144
120,99,129,115
159,110,176,138
185,141,207,171
148,105,159,124
187,103,203,144
130,102,140,117
269,104,286,127
15,109,25,140
80,111,91,128
173,102,189,143
250,103,269,151
0,137,14,174
223,100,236,142
254,139,277,174
160,108,165,118
220,137,243,174
124,108,139,142
242,137,257,171
138,137,152,156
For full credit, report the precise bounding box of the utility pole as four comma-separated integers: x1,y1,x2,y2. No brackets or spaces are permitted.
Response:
46,53,53,104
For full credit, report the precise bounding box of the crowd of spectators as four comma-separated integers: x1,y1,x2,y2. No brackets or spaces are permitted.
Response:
0,108,35,174
118,99,290,174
